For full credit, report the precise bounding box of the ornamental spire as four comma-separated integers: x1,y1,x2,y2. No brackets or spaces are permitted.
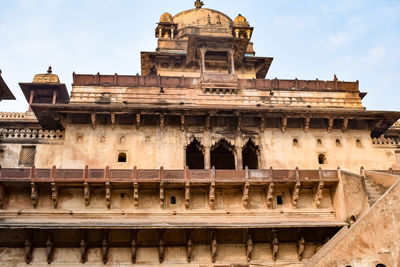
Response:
194,0,204,9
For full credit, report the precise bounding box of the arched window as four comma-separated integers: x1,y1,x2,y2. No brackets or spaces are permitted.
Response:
318,154,327,164
186,139,204,169
211,139,235,169
242,139,259,169
376,264,386,267
118,152,127,163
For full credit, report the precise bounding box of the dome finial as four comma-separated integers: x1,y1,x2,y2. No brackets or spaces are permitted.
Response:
194,0,204,9
47,66,52,74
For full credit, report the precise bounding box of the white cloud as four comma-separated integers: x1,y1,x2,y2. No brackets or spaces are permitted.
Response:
329,33,348,45
368,46,386,61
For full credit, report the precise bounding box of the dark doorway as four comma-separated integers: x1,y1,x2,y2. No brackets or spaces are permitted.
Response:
186,139,204,169
242,139,259,169
211,139,235,169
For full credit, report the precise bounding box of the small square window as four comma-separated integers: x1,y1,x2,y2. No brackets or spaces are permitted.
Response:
19,146,36,166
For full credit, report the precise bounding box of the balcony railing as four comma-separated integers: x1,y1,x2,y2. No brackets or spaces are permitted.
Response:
0,166,339,183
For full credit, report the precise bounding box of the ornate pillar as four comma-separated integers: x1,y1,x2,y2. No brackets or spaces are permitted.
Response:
204,146,211,169
235,146,243,170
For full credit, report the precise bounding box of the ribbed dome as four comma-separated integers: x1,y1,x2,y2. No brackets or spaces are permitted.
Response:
160,12,173,23
33,66,60,84
234,14,249,27
172,8,233,29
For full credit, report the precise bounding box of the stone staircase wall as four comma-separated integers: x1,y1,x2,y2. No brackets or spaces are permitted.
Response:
305,171,400,267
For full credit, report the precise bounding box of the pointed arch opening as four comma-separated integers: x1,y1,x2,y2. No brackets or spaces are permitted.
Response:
211,139,235,170
242,139,259,169
186,138,204,169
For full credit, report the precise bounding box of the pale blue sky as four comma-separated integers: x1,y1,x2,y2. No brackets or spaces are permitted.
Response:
0,0,399,111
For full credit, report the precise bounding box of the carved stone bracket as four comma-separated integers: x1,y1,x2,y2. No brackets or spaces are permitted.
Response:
266,182,274,208
105,166,111,209
292,182,301,208
83,181,90,206
160,182,165,209
342,118,349,133
297,236,305,261
328,118,334,133
105,181,111,209
304,117,310,133
271,230,279,261
24,230,33,264
131,230,137,263
131,166,139,208
209,181,215,209
91,113,96,130
246,232,253,262
281,117,287,133
185,182,191,209
80,230,88,263
158,230,165,263
187,230,193,263
50,166,58,208
133,182,139,208
205,114,210,131
83,166,90,206
314,180,324,208
242,182,250,208
111,113,116,130
136,113,141,130
102,231,109,264
29,166,38,208
237,115,242,132
211,230,217,263
180,115,185,131
260,116,265,132
51,182,58,208
46,232,54,264
160,114,165,130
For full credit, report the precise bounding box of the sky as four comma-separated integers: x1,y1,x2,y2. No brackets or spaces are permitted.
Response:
0,0,399,112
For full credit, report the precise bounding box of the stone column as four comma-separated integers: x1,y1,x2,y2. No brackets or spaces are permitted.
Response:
234,29,240,38
229,50,235,75
183,146,187,169
235,146,243,170
256,148,262,169
52,90,57,104
200,46,207,74
204,146,211,169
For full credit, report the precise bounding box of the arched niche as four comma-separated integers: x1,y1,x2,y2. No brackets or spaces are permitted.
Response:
242,139,259,169
186,138,204,169
211,139,235,170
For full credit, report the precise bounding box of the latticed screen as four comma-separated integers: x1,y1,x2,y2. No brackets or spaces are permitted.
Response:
19,146,36,166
